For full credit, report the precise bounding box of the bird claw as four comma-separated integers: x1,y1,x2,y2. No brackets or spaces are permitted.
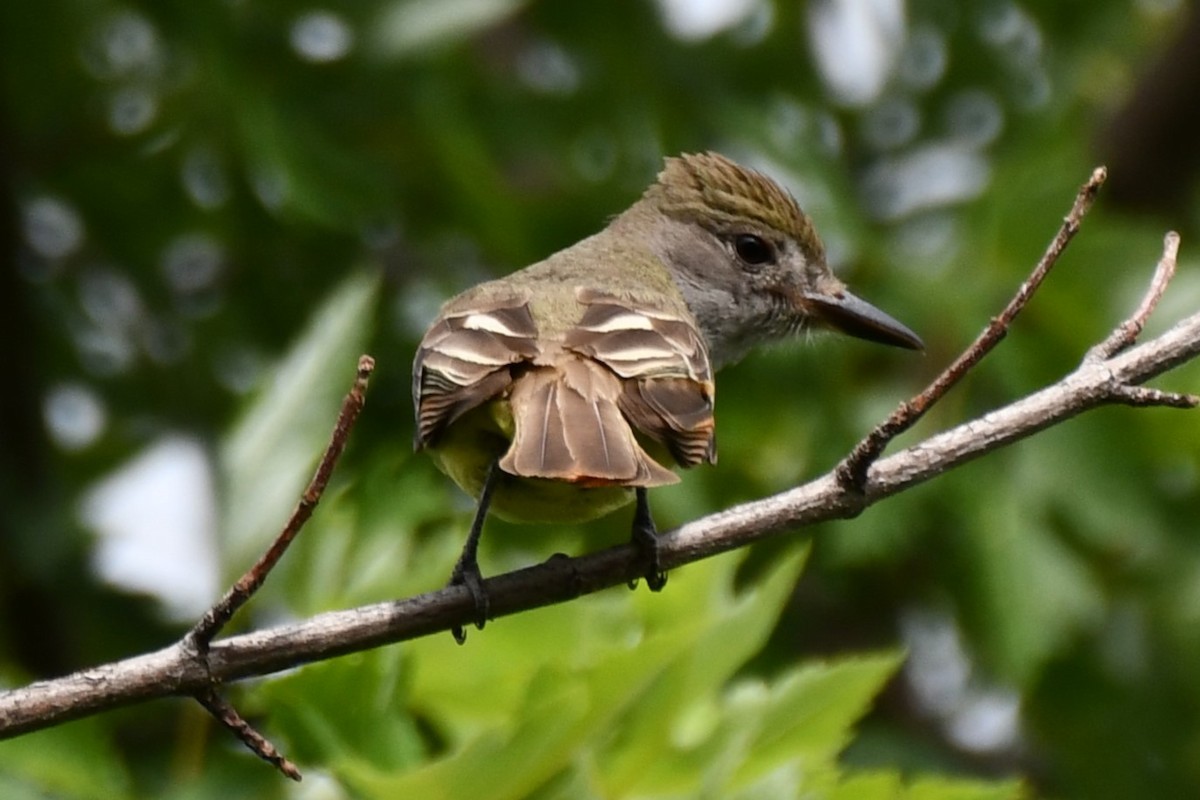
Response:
449,560,489,645
643,565,668,592
630,517,668,593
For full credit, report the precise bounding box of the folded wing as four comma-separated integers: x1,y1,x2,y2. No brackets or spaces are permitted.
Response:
412,296,540,448
564,289,717,470
414,287,716,488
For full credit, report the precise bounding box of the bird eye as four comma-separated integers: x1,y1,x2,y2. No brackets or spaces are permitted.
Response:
733,234,774,267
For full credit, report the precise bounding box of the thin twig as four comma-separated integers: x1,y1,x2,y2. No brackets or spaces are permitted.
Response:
836,166,1109,489
1110,384,1198,408
183,354,375,780
195,689,301,781
186,354,376,652
1094,233,1198,411
1088,231,1180,360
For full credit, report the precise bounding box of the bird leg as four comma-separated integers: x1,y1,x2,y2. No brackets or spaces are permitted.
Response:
448,462,500,644
629,487,667,591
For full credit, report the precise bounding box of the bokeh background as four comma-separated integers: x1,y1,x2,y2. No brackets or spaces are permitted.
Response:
3,1,1200,798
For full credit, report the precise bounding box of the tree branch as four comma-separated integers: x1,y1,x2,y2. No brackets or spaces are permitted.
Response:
1,184,1197,778
838,166,1108,488
186,354,376,654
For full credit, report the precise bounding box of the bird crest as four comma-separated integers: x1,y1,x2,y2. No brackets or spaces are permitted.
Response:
647,151,824,264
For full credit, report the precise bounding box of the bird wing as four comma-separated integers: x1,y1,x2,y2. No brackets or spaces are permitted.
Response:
564,288,717,468
412,294,540,448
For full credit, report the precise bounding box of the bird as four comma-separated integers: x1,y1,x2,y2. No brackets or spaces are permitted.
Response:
412,152,922,641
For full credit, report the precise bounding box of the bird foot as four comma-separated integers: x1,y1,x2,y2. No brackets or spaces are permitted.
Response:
629,520,668,592
448,558,489,644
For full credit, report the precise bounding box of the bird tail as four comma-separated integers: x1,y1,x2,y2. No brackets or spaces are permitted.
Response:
499,358,679,487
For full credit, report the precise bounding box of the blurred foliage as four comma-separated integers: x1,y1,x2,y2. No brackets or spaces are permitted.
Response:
2,0,1199,797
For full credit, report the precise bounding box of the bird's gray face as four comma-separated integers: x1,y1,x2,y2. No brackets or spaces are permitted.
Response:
750,233,925,352
631,151,922,362
664,221,923,365
716,228,834,338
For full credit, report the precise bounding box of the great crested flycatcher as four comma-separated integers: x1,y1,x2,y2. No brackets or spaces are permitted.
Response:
413,152,921,637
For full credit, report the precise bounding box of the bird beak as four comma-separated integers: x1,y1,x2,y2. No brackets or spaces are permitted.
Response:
803,289,924,351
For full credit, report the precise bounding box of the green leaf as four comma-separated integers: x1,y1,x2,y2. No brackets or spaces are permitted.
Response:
962,459,1105,683
904,775,1027,800
255,647,423,770
831,772,1027,800
371,0,531,58
599,547,811,796
831,772,904,800
735,654,905,782
219,270,378,573
342,671,591,799
0,720,132,800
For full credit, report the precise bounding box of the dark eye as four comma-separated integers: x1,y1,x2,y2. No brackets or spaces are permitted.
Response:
733,234,775,267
